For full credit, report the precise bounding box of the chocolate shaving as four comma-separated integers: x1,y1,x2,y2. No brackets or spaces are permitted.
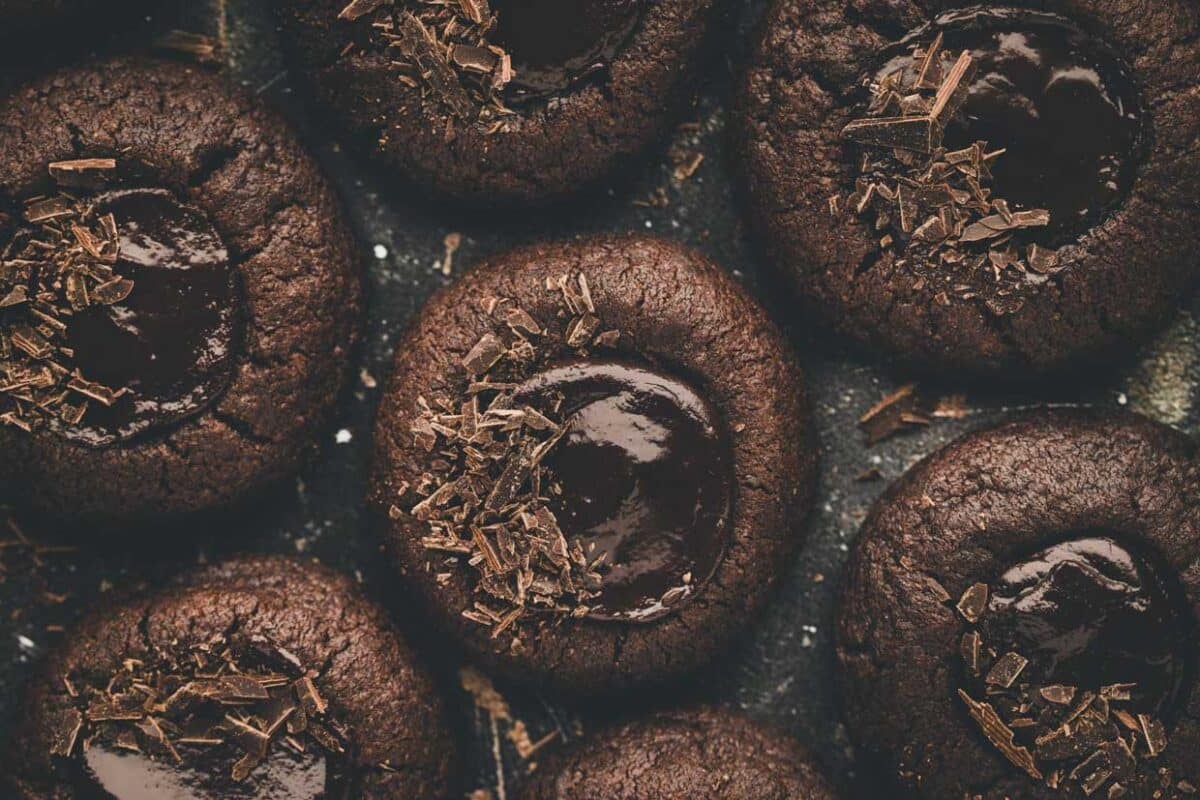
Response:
956,582,988,623
986,651,1028,689
343,0,516,122
51,637,344,783
406,273,618,633
1042,685,1078,705
1,164,135,433
955,586,1181,794
839,37,1054,314
857,383,937,444
959,689,1043,780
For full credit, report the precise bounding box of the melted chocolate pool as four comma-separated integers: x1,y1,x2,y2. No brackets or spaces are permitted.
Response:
979,537,1190,717
878,7,1142,241
75,742,339,800
490,0,642,102
53,188,238,447
515,360,732,622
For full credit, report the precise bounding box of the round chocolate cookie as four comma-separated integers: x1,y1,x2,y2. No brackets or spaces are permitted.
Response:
0,57,361,524
738,1,1200,375
836,410,1200,799
9,555,455,799
519,708,839,799
370,235,816,694
276,0,720,204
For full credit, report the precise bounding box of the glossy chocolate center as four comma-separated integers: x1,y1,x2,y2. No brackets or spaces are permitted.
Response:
515,360,732,622
979,537,1190,717
54,188,238,446
490,0,641,102
76,743,333,800
878,7,1142,241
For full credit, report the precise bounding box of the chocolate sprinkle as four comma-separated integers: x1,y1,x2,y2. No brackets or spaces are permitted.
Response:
50,635,346,783
954,571,1182,795
339,0,512,121
838,35,1056,316
400,273,623,635
0,161,133,434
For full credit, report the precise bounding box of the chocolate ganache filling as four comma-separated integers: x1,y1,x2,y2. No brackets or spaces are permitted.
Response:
55,188,238,447
978,537,1190,719
76,743,338,800
490,0,643,103
876,7,1143,242
514,359,733,622
60,646,355,800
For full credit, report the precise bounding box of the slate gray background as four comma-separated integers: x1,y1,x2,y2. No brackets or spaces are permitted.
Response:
0,1,1197,797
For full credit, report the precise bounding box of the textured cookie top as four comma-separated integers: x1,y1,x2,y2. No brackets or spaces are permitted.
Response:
277,0,719,203
10,555,454,799
0,57,361,524
837,410,1200,799
371,235,816,695
739,0,1200,375
519,708,840,800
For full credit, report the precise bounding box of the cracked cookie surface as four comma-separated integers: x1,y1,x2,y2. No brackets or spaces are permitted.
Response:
0,57,361,525
518,708,840,800
277,0,720,204
8,555,455,799
737,0,1200,376
370,235,816,695
836,410,1200,799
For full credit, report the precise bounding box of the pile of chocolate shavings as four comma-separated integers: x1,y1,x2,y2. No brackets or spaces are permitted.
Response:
47,635,347,783
339,0,515,124
833,34,1061,317
953,582,1192,798
392,272,622,641
0,159,133,435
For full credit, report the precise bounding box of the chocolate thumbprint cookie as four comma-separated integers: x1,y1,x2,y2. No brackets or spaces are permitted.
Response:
0,57,361,524
837,411,1200,799
519,708,840,800
371,236,816,694
739,1,1200,375
277,0,721,204
9,556,455,799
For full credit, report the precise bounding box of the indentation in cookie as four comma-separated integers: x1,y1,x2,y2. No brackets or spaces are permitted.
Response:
0,164,239,448
514,358,732,622
875,7,1142,241
490,0,642,103
57,188,239,446
955,535,1192,793
51,639,353,799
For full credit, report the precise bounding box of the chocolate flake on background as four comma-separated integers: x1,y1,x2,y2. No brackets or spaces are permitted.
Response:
153,30,222,64
459,667,560,762
398,273,623,637
858,384,972,445
0,160,134,435
838,38,1059,317
49,635,347,783
955,582,1184,796
339,0,515,122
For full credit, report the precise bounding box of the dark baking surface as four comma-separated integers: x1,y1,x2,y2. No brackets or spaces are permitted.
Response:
0,1,1197,797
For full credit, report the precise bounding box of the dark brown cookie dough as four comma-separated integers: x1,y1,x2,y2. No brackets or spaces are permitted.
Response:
9,555,455,799
370,235,816,695
836,410,1200,799
0,57,361,525
518,708,839,800
738,0,1200,376
276,0,720,204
